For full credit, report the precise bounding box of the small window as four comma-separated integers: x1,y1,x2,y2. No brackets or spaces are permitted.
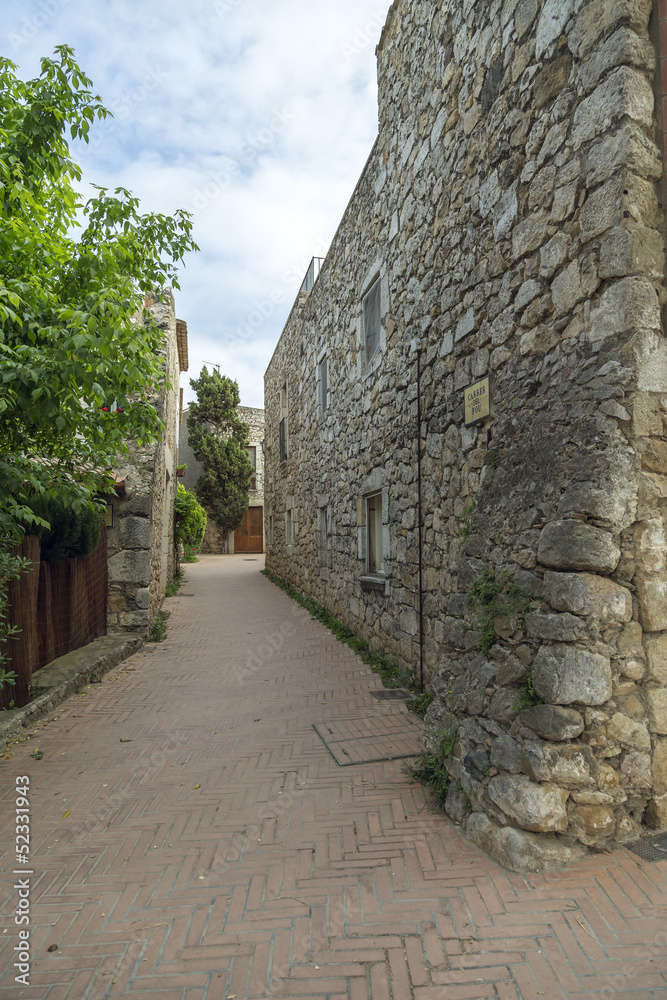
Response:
286,509,293,546
268,515,274,547
280,382,289,462
318,506,329,567
362,278,381,364
366,493,383,575
248,446,257,490
317,356,328,418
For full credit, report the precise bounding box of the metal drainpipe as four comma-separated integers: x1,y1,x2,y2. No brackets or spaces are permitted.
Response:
411,338,425,693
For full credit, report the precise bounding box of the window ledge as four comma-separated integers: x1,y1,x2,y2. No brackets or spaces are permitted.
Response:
359,574,387,592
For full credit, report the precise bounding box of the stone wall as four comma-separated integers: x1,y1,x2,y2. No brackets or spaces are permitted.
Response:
179,404,265,554
264,0,667,869
107,290,184,630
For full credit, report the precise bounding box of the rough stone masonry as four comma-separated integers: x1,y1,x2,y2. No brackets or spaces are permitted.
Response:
264,0,667,870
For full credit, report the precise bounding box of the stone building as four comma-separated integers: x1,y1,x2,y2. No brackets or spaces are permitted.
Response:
264,0,667,869
106,291,188,630
179,404,266,554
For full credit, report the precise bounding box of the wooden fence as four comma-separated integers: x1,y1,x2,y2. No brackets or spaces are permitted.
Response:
2,529,108,709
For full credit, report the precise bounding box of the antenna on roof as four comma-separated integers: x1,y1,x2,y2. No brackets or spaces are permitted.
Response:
204,361,221,373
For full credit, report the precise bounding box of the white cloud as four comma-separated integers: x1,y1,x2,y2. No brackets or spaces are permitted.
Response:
5,0,392,407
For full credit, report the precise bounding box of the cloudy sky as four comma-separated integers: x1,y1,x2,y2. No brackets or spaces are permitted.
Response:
5,0,393,407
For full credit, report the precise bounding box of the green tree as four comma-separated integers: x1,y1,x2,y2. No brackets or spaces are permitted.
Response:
0,46,199,540
187,368,254,532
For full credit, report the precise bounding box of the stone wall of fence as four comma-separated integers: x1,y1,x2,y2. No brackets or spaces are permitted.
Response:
107,290,181,630
264,0,667,869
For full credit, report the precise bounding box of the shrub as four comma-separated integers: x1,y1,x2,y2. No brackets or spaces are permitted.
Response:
174,484,206,551
26,493,103,561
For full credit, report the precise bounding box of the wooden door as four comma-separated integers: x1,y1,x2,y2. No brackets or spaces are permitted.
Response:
234,506,264,553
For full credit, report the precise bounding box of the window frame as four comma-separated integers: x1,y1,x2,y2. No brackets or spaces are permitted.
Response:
362,277,382,366
365,492,383,577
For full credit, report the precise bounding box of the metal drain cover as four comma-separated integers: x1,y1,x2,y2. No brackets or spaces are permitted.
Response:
626,832,667,863
314,714,423,766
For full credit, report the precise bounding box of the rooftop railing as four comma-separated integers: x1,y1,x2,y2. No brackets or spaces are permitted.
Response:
300,256,325,294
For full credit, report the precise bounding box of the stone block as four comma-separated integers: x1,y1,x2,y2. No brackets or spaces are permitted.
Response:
512,213,548,259
551,261,585,316
535,0,573,59
646,634,667,684
119,515,152,550
544,571,633,621
578,28,655,94
525,613,585,642
520,741,595,787
538,521,620,574
108,550,151,587
599,226,664,281
571,805,616,839
647,689,667,735
465,813,585,873
652,741,667,796
490,734,523,774
515,0,538,39
519,704,585,741
568,0,652,59
620,750,652,789
125,493,152,516
119,610,150,629
586,277,660,344
488,688,519,724
540,233,570,278
572,67,654,150
135,588,151,610
496,654,528,686
636,577,667,633
646,794,667,830
487,775,569,833
532,644,612,706
423,700,457,755
445,780,470,825
607,713,651,752
466,659,497,715
640,442,667,477
586,125,662,189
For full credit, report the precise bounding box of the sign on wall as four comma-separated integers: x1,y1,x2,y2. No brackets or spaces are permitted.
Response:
464,377,490,426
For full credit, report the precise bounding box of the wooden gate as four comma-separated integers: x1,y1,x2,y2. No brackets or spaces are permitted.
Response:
234,506,264,553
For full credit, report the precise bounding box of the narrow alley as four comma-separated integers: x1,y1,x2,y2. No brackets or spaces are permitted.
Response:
1,556,666,1000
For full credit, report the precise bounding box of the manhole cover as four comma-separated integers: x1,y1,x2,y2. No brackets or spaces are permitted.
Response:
371,689,411,700
314,714,422,766
180,593,195,597
626,832,667,863
244,558,259,561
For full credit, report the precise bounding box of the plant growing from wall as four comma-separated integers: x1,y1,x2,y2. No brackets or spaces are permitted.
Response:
466,568,533,656
405,724,458,805
459,501,476,547
187,369,254,532
514,671,544,713
174,484,207,551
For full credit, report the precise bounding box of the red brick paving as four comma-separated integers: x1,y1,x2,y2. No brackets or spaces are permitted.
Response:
1,554,666,998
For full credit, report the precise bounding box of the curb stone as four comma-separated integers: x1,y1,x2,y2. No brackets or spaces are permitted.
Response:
0,632,144,749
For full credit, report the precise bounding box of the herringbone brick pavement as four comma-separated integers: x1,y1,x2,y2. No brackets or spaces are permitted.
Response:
1,555,666,999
